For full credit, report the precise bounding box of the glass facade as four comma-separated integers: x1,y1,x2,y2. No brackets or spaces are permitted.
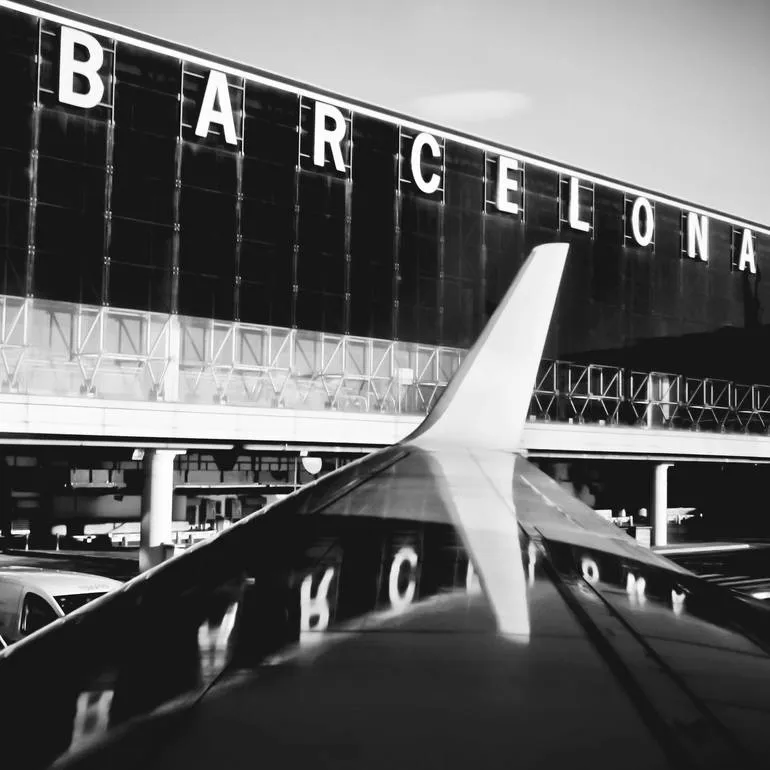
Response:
2,2,770,379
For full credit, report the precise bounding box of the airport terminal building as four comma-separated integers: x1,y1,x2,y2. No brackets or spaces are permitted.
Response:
1,0,770,380
2,0,770,540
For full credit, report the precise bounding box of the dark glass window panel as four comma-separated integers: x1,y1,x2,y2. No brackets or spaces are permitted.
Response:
115,45,181,96
108,262,172,313
444,144,483,319
628,251,652,316
651,253,681,313
241,156,296,209
296,172,346,296
177,271,235,320
239,273,292,329
595,188,624,245
681,254,709,300
0,247,27,297
181,144,238,195
240,198,294,250
244,82,299,137
444,210,482,282
244,84,299,137
442,280,476,348
295,291,345,335
297,212,346,293
178,187,237,277
525,166,559,231
35,203,103,269
0,197,30,251
484,214,525,311
591,240,623,305
445,142,483,211
709,220,731,275
32,236,102,305
239,237,292,288
109,218,174,271
756,234,770,276
36,156,105,211
0,147,32,202
398,194,440,344
0,10,36,155
38,109,108,168
349,116,396,340
680,261,709,325
115,84,179,136
113,129,177,182
654,203,681,258
111,170,175,226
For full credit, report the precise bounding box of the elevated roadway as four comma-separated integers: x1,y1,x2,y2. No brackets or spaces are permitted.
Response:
3,392,770,463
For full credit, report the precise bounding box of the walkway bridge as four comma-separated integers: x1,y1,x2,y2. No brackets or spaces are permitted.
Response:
0,294,769,461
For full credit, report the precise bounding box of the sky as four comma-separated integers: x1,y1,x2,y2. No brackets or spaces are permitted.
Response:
56,0,770,223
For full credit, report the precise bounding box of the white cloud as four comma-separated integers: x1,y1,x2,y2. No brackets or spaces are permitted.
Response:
409,90,531,124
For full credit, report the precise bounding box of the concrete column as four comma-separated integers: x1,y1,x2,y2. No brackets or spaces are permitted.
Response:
652,463,673,547
140,450,183,572
172,495,187,522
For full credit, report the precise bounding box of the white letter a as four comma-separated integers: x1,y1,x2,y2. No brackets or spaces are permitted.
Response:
195,71,238,145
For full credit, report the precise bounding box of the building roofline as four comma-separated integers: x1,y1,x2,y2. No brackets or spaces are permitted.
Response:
4,0,769,233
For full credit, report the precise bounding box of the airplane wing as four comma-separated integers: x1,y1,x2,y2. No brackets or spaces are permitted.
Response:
2,244,770,770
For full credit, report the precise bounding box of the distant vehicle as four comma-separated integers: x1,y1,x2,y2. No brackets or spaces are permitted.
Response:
0,568,122,645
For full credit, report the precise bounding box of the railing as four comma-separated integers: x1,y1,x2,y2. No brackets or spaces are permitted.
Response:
529,360,770,435
3,293,770,435
0,295,463,415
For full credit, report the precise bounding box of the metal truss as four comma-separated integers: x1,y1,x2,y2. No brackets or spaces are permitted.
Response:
6,292,770,435
530,363,770,435
0,297,174,400
177,319,465,413
531,360,624,425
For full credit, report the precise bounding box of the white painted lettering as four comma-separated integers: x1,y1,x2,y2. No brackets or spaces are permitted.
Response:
69,690,114,751
496,156,519,214
195,71,238,145
687,212,709,261
631,196,654,247
389,546,418,610
738,228,757,274
671,588,686,617
527,541,538,587
410,133,441,194
581,556,599,585
626,573,647,607
568,176,590,232
197,601,239,683
300,568,334,633
313,102,347,172
58,27,104,109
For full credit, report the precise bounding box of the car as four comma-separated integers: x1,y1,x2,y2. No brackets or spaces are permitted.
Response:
0,567,122,645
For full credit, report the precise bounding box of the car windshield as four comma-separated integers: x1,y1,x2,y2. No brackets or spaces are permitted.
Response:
54,592,108,615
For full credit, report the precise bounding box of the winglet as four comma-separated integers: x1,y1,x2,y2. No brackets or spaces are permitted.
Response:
405,243,569,452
